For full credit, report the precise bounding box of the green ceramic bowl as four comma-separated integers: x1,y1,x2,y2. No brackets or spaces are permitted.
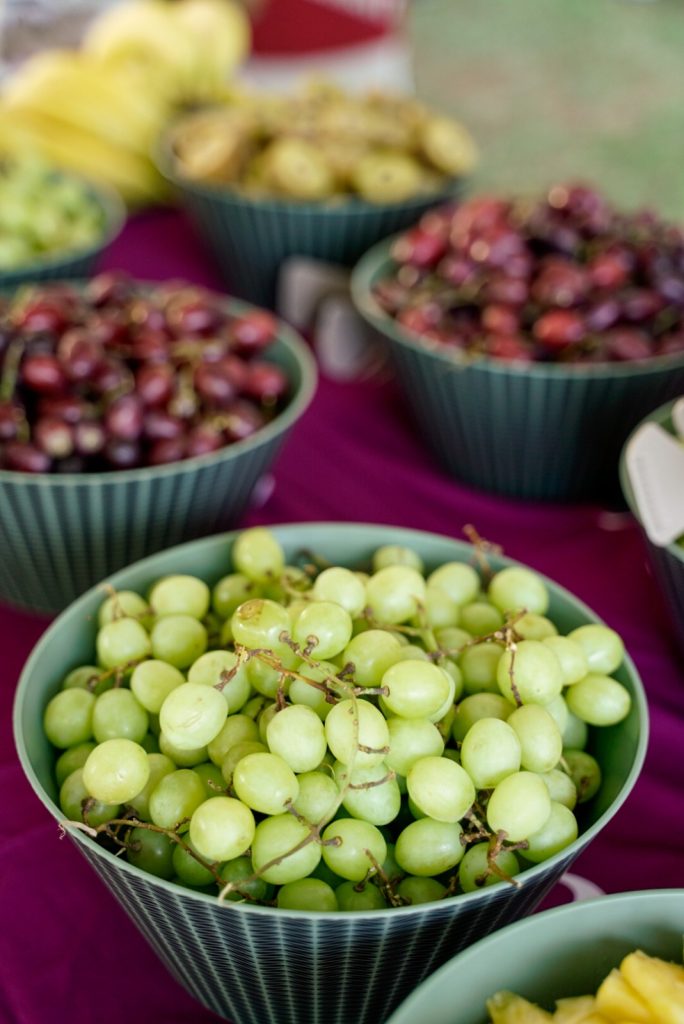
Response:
350,237,684,502
0,302,316,615
620,398,684,658
14,523,648,1024
155,138,464,309
0,173,126,289
385,888,684,1024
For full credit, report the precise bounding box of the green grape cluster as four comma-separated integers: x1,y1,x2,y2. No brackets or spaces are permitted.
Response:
44,527,632,912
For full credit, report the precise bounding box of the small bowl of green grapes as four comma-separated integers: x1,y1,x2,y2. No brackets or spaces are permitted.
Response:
0,156,125,287
14,522,648,1024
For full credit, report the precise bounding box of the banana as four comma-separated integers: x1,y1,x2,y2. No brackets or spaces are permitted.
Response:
171,0,251,97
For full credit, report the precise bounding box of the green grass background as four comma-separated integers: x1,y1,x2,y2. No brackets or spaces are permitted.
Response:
410,0,684,218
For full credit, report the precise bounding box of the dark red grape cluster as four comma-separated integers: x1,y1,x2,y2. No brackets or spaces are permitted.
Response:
0,274,290,474
372,184,684,364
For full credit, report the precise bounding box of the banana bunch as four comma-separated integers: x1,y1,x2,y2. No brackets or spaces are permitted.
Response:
0,0,251,207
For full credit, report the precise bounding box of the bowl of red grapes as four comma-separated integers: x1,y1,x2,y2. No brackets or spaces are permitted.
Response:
351,183,684,500
0,274,316,613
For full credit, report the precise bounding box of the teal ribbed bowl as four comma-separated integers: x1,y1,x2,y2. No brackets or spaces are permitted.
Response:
13,523,648,1024
385,889,684,1024
620,398,684,658
0,174,126,289
351,237,684,502
156,141,464,308
0,307,316,615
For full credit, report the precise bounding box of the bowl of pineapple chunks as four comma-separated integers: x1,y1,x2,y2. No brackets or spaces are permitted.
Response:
385,888,684,1024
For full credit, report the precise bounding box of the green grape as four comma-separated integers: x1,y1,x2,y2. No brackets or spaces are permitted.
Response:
336,880,387,911
219,618,234,646
458,842,520,893
148,768,207,830
395,818,464,876
458,602,504,636
459,718,522,788
543,693,569,736
438,658,463,705
130,659,185,714
150,615,208,669
218,855,273,902
212,572,257,619
513,613,558,641
381,660,451,720
451,692,513,744
207,713,259,766
538,769,577,811
324,698,389,769
372,544,424,574
562,749,601,803
127,752,176,821
542,635,589,686
365,565,426,624
172,835,217,887
232,752,299,815
251,814,322,884
292,601,353,660
312,566,366,618
96,617,151,669
44,688,95,748
486,771,552,842
149,574,210,620
189,796,255,862
388,644,429,665
342,629,403,687
488,566,549,616
385,716,444,776
564,673,631,726
188,650,251,713
459,642,505,695
406,756,475,822
247,657,292,699
193,762,226,799
241,695,271,721
334,760,401,826
522,801,578,863
396,876,447,904
257,702,278,743
158,733,208,767
561,709,588,751
567,624,624,675
321,818,387,882
420,586,461,630
159,682,228,750
497,640,564,706
59,768,121,826
262,566,311,604
277,878,338,912
288,661,338,720
266,704,327,773
92,688,148,744
61,664,110,696
428,667,457,725
506,704,563,774
292,770,339,824
220,741,268,784
83,738,150,804
98,591,151,628
231,527,285,583
126,827,175,879
54,742,97,787
231,599,293,659
427,561,479,606
377,842,404,886
434,625,473,653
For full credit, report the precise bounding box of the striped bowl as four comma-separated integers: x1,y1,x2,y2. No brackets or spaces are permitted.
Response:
0,300,316,615
620,398,684,658
14,523,648,1024
351,237,684,502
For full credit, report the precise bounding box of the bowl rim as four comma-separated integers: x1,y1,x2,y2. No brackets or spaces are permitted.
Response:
619,395,684,564
0,169,127,282
383,887,684,1024
0,291,317,486
350,234,684,379
13,521,650,922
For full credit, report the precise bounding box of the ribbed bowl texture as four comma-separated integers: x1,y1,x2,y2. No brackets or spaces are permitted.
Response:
14,523,648,1024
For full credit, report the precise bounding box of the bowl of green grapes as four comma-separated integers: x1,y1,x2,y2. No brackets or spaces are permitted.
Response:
14,522,647,1024
0,156,125,286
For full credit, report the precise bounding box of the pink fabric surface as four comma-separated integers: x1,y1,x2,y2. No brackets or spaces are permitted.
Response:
1,210,682,1024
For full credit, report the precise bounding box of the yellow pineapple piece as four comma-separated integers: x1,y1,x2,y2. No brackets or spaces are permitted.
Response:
553,995,600,1022
595,968,656,1023
620,951,684,1024
487,990,553,1023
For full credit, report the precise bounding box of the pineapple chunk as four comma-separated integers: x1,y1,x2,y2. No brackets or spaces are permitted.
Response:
553,995,600,1022
487,990,553,1023
595,968,656,1023
620,951,684,1024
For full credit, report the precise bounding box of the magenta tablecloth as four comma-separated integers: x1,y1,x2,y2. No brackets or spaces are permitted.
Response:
1,210,682,1024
